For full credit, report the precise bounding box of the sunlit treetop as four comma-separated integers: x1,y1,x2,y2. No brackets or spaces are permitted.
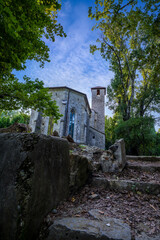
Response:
0,0,66,76
88,0,160,121
0,0,66,119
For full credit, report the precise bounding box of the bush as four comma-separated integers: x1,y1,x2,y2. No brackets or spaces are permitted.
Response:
115,117,159,155
0,117,11,128
0,112,30,128
105,114,122,149
11,114,30,125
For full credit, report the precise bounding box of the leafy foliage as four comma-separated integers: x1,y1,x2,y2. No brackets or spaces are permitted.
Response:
89,0,160,120
0,75,62,119
115,117,159,155
0,0,66,75
105,114,120,149
0,0,66,119
0,111,30,128
105,115,160,156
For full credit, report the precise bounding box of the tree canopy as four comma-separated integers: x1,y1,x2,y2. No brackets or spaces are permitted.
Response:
0,0,66,119
105,115,160,155
89,0,160,121
0,110,30,128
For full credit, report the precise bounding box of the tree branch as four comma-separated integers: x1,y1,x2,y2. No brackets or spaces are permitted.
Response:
103,38,126,94
143,94,156,115
118,0,135,12
96,0,135,18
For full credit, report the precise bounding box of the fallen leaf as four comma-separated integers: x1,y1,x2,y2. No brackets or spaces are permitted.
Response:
150,204,157,211
137,191,142,195
71,197,76,203
98,210,104,215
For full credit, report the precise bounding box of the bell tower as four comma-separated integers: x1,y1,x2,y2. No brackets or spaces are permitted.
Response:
91,86,106,133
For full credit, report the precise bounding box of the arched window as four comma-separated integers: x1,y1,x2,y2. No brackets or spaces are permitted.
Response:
97,89,100,95
69,109,75,138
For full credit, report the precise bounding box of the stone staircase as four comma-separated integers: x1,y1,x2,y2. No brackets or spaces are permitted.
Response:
44,155,160,240
127,156,160,172
92,155,160,195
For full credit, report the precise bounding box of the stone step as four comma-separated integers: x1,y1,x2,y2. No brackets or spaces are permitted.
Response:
47,209,132,240
135,232,160,240
46,209,160,240
92,177,160,195
126,155,160,162
127,160,160,172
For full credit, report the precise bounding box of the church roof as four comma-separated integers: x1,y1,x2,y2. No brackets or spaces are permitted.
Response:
48,86,91,113
91,86,106,94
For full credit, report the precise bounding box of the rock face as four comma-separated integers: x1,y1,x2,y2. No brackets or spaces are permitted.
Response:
0,133,70,240
100,139,126,172
47,209,131,240
0,122,31,133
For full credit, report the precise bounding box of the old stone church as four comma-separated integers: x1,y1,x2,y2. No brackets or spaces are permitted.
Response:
29,86,106,149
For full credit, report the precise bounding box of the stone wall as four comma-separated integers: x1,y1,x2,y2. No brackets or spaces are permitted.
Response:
88,126,105,149
29,87,106,149
30,88,91,144
29,111,49,135
66,90,90,143
50,89,67,137
49,88,91,144
0,133,69,240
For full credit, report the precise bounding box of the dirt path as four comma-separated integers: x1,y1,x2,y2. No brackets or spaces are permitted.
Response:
45,183,160,239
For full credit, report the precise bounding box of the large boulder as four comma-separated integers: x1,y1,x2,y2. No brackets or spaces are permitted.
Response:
0,133,70,240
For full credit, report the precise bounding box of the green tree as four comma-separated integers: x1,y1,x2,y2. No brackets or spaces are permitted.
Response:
0,111,30,128
0,0,66,119
105,114,121,148
0,0,66,75
0,117,11,128
89,0,160,120
11,114,30,125
115,116,159,155
0,75,61,118
105,114,160,155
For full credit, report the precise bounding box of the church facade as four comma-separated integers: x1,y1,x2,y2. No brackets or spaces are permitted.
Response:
29,86,106,149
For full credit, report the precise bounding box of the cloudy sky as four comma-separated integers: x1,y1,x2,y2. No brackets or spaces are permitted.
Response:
13,0,114,116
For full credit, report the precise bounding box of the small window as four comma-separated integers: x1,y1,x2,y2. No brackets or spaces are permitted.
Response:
93,136,95,139
97,89,100,95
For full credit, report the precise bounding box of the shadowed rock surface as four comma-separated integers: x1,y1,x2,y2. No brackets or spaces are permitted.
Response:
47,209,131,240
0,133,69,240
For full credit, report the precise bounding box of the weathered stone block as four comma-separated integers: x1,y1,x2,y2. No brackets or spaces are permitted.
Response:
47,213,131,240
0,133,69,240
100,139,126,172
